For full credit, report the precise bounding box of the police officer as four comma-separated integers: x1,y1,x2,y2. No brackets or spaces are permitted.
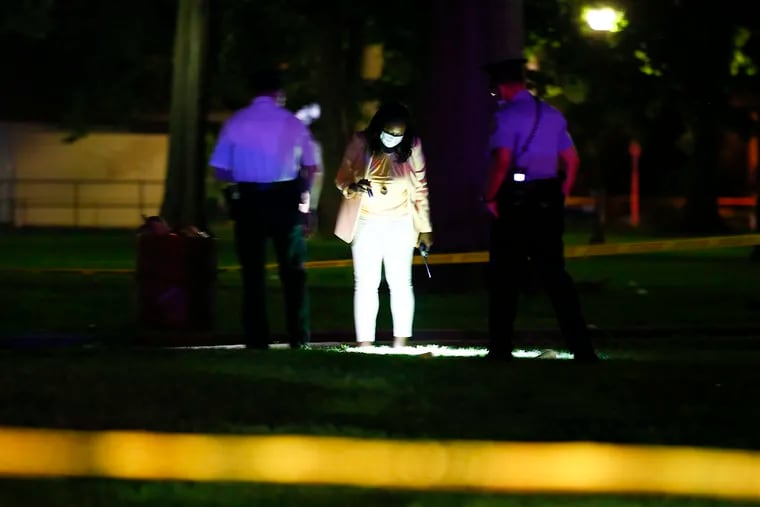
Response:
481,57,598,362
210,69,318,350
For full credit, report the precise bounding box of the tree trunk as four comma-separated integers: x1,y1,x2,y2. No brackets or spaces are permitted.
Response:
681,107,727,233
677,5,730,235
312,12,362,237
752,116,760,260
160,0,210,230
421,0,523,251
586,141,606,243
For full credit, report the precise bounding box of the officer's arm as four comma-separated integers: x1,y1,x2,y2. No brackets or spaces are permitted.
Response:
300,164,319,189
209,123,234,182
298,125,319,191
297,163,319,215
483,147,512,203
559,146,580,197
306,141,324,212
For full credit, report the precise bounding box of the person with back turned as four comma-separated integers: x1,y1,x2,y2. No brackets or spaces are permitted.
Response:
481,57,599,362
210,69,318,350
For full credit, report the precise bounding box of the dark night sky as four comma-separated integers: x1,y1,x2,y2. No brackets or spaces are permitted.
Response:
0,1,177,125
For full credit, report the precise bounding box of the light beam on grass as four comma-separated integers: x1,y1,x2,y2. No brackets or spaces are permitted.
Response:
181,344,574,359
0,427,759,500
344,345,573,360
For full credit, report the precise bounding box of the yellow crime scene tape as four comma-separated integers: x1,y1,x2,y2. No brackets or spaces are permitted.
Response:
2,234,759,275
255,233,760,271
0,427,759,500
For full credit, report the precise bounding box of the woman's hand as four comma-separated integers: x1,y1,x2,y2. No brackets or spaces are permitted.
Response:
417,232,434,250
344,183,358,198
345,179,373,198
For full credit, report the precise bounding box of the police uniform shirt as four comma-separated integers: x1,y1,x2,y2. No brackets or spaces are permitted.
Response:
210,97,316,183
489,90,574,181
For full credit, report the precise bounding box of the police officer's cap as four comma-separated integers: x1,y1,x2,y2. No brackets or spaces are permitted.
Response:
250,68,284,94
483,57,527,84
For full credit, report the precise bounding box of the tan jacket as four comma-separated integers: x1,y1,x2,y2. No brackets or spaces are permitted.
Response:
334,133,432,245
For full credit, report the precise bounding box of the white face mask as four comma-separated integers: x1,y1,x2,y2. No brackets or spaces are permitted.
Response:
380,131,404,148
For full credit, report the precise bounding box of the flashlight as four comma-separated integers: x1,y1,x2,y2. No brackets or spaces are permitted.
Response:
419,243,431,279
356,179,373,197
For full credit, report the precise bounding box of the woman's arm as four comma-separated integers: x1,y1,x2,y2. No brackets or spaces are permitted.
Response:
409,138,432,233
335,133,366,198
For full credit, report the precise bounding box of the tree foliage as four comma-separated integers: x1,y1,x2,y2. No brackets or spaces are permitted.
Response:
4,0,760,232
526,0,760,231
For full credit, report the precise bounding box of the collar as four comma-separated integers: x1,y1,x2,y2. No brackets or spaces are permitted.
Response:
510,89,534,103
252,96,277,106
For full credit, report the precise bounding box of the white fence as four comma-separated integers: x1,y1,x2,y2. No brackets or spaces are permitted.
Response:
0,178,165,227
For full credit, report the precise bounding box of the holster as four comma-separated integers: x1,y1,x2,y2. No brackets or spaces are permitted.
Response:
498,177,562,210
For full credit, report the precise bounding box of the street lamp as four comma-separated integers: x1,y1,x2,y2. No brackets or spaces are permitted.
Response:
582,6,626,33
581,5,628,240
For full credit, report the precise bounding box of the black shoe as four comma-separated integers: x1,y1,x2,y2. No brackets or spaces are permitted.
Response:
485,350,513,361
573,350,600,363
245,342,269,350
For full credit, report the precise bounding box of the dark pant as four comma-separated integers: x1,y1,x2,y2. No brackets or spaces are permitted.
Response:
488,178,594,356
233,180,309,347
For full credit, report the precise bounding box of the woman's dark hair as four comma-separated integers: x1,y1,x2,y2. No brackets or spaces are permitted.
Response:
364,101,415,162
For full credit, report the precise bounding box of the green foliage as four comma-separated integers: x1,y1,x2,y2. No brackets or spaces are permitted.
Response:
731,27,757,77
634,50,663,77
524,0,760,211
4,0,759,229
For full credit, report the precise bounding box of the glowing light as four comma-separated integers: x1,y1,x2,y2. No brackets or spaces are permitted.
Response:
583,7,625,33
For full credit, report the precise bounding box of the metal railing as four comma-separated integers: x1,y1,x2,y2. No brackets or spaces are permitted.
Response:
0,178,165,227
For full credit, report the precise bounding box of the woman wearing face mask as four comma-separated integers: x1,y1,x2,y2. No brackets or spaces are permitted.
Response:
334,101,433,348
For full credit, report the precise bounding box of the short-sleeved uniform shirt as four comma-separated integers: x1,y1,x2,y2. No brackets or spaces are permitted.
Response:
489,90,574,182
210,97,316,183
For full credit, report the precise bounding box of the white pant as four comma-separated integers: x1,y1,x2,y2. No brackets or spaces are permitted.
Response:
351,214,415,342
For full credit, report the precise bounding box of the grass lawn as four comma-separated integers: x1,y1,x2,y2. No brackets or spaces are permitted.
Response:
0,221,677,269
1,225,760,340
1,225,760,505
2,481,757,507
0,347,759,506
